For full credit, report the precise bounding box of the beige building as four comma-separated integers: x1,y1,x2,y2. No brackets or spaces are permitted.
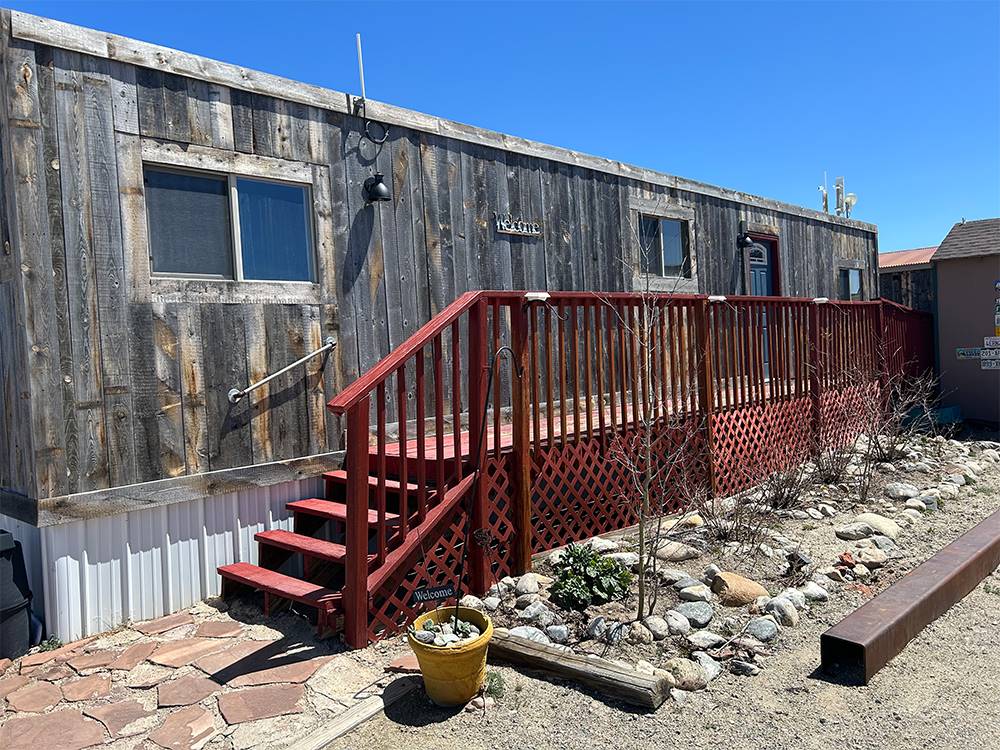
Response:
932,218,1000,425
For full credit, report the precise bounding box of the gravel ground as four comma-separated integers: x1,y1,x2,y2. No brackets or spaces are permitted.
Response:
329,440,1000,750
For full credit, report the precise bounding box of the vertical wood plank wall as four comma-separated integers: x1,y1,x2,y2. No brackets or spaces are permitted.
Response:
0,20,879,508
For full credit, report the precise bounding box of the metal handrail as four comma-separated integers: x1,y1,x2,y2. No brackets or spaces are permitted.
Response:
228,337,335,404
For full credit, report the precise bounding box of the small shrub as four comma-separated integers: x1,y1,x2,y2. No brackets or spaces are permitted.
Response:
484,670,505,699
38,635,63,652
550,543,633,611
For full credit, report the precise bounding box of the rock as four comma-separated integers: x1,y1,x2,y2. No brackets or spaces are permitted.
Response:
937,483,960,500
193,620,242,639
817,566,845,582
765,597,799,627
482,596,501,611
84,699,155,738
687,630,726,650
806,508,825,520
0,674,30,698
858,548,888,568
776,587,807,610
587,617,608,640
546,624,570,644
678,584,713,602
66,649,118,673
671,576,702,591
654,541,701,562
62,673,111,701
486,581,509,598
749,595,772,613
943,473,966,487
134,611,195,635
459,594,484,610
628,621,654,644
980,448,1000,462
642,615,671,640
918,493,939,511
413,629,435,644
661,657,708,691
711,572,769,607
730,659,761,676
149,705,216,749
148,638,227,668
746,616,779,642
519,600,555,628
673,601,714,628
514,593,540,610
853,564,872,581
817,503,837,517
702,564,723,583
465,694,495,711
872,535,897,551
509,625,550,645
218,684,305,725
107,641,157,670
635,659,656,676
158,675,221,707
799,581,829,602
604,621,628,645
657,567,690,584
514,574,540,595
901,508,924,524
605,551,640,568
904,498,927,512
0,709,107,750
691,651,722,682
885,482,919,500
670,687,690,705
665,610,692,635
854,513,900,539
6,681,62,712
835,522,874,540
387,654,421,674
585,536,619,553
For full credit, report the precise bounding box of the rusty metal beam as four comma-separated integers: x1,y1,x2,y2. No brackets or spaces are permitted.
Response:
821,507,1000,685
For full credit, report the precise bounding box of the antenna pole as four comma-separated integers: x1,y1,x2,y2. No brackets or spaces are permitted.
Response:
356,33,366,101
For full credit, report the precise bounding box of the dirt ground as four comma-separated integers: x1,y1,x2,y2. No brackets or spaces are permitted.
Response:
331,443,1000,750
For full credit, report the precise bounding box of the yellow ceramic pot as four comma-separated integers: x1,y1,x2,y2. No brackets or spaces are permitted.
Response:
407,605,493,706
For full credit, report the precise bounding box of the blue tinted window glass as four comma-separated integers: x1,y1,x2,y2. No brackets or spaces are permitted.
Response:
638,215,662,275
237,178,314,282
145,168,233,277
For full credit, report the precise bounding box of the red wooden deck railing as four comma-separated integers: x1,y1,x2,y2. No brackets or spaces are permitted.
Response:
328,292,933,646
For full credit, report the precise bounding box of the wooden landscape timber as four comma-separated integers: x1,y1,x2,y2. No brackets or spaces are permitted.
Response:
488,627,674,710
1,9,880,525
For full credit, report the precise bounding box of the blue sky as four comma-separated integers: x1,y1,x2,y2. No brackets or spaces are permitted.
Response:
8,0,999,252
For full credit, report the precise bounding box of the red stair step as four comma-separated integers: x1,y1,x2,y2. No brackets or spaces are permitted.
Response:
287,498,399,526
218,562,341,611
255,529,352,564
323,470,419,493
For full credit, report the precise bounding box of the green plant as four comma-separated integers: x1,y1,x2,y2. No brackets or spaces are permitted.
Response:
484,670,505,699
38,635,63,652
550,543,633,611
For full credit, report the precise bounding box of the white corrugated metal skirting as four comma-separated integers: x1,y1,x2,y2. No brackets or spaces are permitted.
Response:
37,477,323,641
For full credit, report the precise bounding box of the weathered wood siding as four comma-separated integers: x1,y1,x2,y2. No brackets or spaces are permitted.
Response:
0,15,878,512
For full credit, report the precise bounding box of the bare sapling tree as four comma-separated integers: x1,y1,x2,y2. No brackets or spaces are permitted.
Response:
600,200,708,618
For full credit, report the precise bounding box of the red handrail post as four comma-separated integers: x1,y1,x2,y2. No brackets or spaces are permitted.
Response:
694,298,717,496
344,397,371,648
510,299,533,575
808,302,823,455
467,299,490,594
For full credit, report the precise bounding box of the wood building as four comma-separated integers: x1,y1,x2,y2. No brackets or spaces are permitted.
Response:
0,10,880,639
878,246,936,313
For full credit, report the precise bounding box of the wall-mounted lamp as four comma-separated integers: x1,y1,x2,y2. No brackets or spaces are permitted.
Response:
737,233,755,249
363,173,391,203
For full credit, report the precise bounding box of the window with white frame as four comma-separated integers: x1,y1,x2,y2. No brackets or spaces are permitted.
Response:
638,214,692,278
144,166,315,283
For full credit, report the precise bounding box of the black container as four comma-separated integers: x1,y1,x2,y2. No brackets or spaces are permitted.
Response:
0,530,32,659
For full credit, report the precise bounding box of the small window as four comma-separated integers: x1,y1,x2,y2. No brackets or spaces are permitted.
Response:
638,215,691,278
838,268,863,301
144,166,315,283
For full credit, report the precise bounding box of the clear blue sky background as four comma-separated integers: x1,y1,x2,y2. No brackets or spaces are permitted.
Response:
8,0,999,252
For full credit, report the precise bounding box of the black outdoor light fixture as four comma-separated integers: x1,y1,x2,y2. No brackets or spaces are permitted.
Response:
738,232,755,249
363,172,391,203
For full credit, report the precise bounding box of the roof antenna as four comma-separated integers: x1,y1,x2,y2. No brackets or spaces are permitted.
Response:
354,33,388,145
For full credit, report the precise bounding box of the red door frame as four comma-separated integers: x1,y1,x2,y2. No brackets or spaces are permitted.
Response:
745,232,781,296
